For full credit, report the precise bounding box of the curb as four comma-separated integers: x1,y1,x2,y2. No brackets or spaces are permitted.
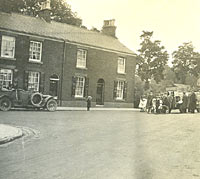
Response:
0,125,23,145
56,107,140,111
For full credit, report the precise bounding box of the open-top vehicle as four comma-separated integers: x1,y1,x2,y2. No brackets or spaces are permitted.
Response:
0,88,57,112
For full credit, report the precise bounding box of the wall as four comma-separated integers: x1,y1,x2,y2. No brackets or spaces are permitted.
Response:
61,43,136,107
0,32,64,100
0,31,136,108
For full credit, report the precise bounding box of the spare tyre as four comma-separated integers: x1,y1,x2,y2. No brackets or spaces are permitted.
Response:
31,92,43,106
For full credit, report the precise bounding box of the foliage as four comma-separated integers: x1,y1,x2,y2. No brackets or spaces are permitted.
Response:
90,27,100,33
163,65,176,86
185,74,198,88
133,75,145,107
0,0,82,26
172,42,200,84
148,66,175,93
50,0,82,26
135,65,176,95
136,31,169,87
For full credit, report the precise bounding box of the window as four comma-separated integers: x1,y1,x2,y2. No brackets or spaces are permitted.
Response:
76,49,87,68
1,36,15,58
28,72,40,91
116,80,125,100
29,41,42,62
75,76,85,97
117,57,126,74
0,69,13,88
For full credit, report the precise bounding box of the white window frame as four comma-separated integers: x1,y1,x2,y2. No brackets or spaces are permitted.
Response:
75,76,85,98
0,69,13,89
1,36,16,58
28,71,40,92
76,49,87,69
29,41,42,62
116,80,124,100
117,57,126,74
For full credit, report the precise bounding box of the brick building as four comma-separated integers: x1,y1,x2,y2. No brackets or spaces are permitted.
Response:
0,10,136,107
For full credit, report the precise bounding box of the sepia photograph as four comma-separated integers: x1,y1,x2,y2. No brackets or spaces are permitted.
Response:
1,0,200,178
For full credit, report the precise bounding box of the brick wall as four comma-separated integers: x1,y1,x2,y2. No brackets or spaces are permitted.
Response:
0,31,136,107
61,43,136,107
0,32,64,99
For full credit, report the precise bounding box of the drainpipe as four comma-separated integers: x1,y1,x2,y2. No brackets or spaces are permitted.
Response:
60,40,66,106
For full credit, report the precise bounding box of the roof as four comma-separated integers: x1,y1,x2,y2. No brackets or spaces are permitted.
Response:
166,83,191,91
0,12,135,55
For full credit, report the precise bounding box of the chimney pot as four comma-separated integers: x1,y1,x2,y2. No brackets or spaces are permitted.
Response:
38,0,51,22
102,19,116,37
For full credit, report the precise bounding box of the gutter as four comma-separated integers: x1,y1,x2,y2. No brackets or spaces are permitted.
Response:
0,27,136,57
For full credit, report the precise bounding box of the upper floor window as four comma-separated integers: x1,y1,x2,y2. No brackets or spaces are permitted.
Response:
29,41,42,62
76,49,87,68
1,36,15,58
0,69,13,89
117,57,126,74
28,71,40,92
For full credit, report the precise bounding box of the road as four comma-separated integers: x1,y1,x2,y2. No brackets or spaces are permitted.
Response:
0,110,200,179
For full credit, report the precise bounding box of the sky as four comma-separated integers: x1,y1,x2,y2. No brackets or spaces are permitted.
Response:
67,0,200,58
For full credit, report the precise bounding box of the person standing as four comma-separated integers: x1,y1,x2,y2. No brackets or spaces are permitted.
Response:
146,91,153,113
162,92,169,114
189,91,196,113
181,92,188,113
167,92,174,113
138,95,147,112
86,96,92,111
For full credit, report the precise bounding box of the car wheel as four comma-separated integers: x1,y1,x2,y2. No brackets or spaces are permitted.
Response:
0,97,12,111
46,99,57,112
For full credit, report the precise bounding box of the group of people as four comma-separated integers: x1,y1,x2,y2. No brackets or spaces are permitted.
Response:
139,91,199,114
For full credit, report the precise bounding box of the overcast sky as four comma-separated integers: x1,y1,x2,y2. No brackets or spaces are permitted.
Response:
67,0,200,56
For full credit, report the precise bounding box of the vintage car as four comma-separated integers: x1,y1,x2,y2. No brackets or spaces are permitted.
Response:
0,88,57,112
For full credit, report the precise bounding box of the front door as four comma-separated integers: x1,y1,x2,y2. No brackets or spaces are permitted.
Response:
96,79,104,105
49,80,58,97
49,74,59,97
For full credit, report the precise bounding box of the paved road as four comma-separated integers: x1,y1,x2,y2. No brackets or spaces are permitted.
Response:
0,110,200,179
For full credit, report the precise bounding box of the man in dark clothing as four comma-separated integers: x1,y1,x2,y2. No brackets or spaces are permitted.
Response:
162,93,169,114
189,91,196,113
86,96,92,111
167,92,174,113
180,92,188,113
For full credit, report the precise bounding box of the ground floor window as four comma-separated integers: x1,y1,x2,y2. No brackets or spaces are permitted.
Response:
75,76,85,97
116,80,125,100
113,80,127,100
28,71,40,91
0,69,13,89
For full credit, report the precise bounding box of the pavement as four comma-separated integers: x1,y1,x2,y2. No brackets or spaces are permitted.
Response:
0,107,140,145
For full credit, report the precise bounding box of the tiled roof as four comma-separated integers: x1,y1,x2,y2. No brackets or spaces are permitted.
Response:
0,12,135,55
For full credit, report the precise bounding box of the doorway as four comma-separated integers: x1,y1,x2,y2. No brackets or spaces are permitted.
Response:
96,79,105,105
49,74,59,97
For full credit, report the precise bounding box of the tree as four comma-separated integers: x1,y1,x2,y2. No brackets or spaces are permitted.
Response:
148,66,175,93
90,27,100,33
0,0,82,26
163,65,176,83
136,31,169,89
172,42,200,84
133,75,145,107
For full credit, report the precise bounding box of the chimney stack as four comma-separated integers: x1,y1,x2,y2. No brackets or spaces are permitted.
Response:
102,19,116,37
38,0,51,23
